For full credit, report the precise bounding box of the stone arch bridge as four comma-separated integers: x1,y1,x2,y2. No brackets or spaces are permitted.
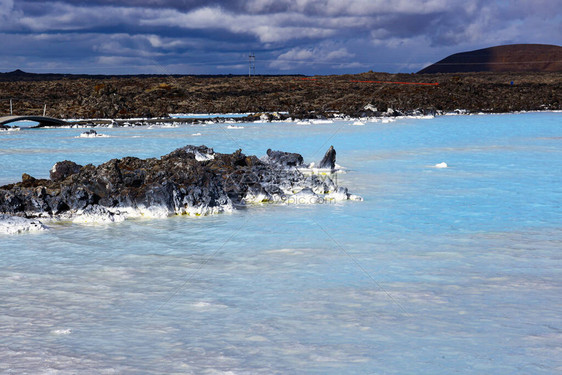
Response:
0,115,67,128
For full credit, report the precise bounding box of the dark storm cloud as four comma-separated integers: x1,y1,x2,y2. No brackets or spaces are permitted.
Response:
1,0,560,74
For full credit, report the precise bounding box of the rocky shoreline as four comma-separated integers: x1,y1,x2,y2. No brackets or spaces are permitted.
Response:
0,145,360,233
1,71,560,120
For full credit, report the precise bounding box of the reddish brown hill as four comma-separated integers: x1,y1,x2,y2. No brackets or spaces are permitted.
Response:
418,44,562,74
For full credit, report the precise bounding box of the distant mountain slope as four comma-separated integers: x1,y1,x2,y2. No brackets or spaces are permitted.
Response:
418,44,562,74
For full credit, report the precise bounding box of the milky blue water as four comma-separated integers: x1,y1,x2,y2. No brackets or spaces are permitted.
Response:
171,113,253,119
1,113,561,374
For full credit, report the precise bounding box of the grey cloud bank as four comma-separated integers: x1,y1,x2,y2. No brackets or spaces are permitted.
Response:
0,0,560,74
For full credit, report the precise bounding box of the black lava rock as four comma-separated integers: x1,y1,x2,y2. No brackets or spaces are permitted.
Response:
266,149,304,167
0,145,353,219
50,160,83,182
318,146,336,170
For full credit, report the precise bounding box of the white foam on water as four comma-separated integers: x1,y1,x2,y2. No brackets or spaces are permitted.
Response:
51,328,72,335
191,301,229,309
264,248,305,255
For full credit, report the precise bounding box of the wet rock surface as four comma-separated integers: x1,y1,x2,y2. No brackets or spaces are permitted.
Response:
0,145,359,222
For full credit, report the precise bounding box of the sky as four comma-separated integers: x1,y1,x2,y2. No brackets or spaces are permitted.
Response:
0,0,560,75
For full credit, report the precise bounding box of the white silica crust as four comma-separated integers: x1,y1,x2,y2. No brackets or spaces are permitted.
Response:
0,214,48,234
194,151,215,161
242,170,363,206
70,206,128,224
1,201,235,233
65,201,235,223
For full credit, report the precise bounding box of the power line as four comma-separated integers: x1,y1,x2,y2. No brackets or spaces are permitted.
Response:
248,52,255,77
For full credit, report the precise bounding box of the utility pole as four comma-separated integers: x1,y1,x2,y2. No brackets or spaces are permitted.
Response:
43,104,47,116
249,52,255,77
10,99,13,115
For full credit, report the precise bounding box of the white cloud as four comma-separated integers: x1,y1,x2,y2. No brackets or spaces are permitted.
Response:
146,35,185,49
325,48,354,60
270,44,354,70
96,56,130,65
333,61,371,69
2,0,561,74
141,7,323,43
14,3,138,31
93,34,166,57
243,0,455,16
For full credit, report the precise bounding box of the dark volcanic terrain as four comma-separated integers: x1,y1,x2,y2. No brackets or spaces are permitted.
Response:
0,70,560,119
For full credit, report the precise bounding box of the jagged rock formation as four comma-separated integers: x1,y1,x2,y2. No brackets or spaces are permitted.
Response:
318,146,336,170
50,160,82,182
0,145,360,224
418,44,562,74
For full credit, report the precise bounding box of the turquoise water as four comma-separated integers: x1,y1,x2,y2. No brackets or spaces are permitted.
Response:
1,113,561,374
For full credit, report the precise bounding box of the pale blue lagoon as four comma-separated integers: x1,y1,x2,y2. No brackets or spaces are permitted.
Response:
1,113,561,374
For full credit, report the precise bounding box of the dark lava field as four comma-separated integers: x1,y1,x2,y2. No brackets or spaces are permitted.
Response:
1,71,560,119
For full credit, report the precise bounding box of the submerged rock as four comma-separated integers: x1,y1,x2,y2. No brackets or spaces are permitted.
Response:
0,145,361,225
83,129,97,136
78,129,109,138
